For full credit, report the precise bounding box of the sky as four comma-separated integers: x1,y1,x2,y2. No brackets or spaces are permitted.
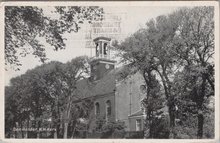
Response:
5,6,180,86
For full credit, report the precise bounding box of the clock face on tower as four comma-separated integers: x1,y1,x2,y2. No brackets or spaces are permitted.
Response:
105,64,110,69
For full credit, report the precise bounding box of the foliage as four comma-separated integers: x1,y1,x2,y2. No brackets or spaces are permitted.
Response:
174,111,214,139
5,56,91,138
171,7,214,139
93,117,126,138
5,86,19,138
116,6,214,139
150,115,170,138
5,6,104,69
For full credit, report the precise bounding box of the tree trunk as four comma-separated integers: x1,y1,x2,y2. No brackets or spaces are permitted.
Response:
36,120,41,138
54,130,57,138
71,120,78,138
143,115,150,138
53,123,58,139
25,119,29,138
63,98,71,139
63,122,68,138
197,111,204,139
52,117,58,138
36,131,40,139
168,103,175,139
148,113,154,138
196,74,206,139
20,121,24,138
15,122,19,138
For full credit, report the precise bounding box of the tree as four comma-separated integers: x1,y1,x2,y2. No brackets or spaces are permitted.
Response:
5,68,53,138
5,85,20,138
68,99,94,138
172,68,214,138
115,28,171,138
171,7,214,138
141,75,168,138
5,56,91,138
27,56,90,138
18,64,57,138
36,61,65,138
115,16,181,136
116,6,214,138
5,6,104,69
143,13,186,137
60,56,90,138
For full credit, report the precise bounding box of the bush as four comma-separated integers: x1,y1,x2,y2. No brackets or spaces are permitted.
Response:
150,116,170,138
93,117,126,138
174,112,214,139
101,120,126,138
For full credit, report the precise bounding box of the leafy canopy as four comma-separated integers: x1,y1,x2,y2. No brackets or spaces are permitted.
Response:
5,6,104,69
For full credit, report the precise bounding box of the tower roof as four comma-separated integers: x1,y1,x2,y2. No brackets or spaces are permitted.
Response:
128,110,144,117
93,37,111,42
89,58,116,65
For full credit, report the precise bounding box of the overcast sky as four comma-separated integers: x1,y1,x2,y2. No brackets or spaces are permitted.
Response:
5,6,180,86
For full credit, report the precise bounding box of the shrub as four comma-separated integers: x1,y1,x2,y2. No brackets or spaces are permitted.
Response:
93,117,126,138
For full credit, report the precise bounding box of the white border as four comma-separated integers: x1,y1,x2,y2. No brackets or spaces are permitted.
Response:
0,1,219,143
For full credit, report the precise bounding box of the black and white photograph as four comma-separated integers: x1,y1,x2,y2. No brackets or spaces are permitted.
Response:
1,1,219,140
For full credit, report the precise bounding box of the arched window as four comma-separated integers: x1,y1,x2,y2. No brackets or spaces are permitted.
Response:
103,43,108,55
106,100,111,116
95,43,99,57
95,102,100,115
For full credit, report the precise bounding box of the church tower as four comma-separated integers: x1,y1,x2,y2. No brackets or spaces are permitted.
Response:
90,37,116,81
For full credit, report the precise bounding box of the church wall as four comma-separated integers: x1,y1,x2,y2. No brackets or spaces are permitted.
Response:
90,60,115,81
89,92,116,130
128,116,144,131
115,72,145,131
95,92,116,121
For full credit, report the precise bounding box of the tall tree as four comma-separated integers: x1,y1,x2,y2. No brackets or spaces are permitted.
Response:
5,69,51,138
61,56,90,138
116,6,214,138
143,13,182,138
5,6,104,69
5,85,21,138
24,56,90,138
5,56,91,138
34,61,64,138
171,7,214,138
115,28,171,138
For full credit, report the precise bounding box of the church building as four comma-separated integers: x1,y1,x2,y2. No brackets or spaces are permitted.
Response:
74,37,146,132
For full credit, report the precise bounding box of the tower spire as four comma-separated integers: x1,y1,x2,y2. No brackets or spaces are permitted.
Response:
90,36,116,81
93,37,111,59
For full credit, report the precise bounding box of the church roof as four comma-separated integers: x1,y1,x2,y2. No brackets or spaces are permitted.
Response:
73,65,138,102
74,69,117,101
128,110,144,117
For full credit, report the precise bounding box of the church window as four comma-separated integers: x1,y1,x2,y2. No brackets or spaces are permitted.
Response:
106,100,111,116
103,43,107,55
136,119,142,131
100,43,102,55
95,43,99,56
95,102,100,115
